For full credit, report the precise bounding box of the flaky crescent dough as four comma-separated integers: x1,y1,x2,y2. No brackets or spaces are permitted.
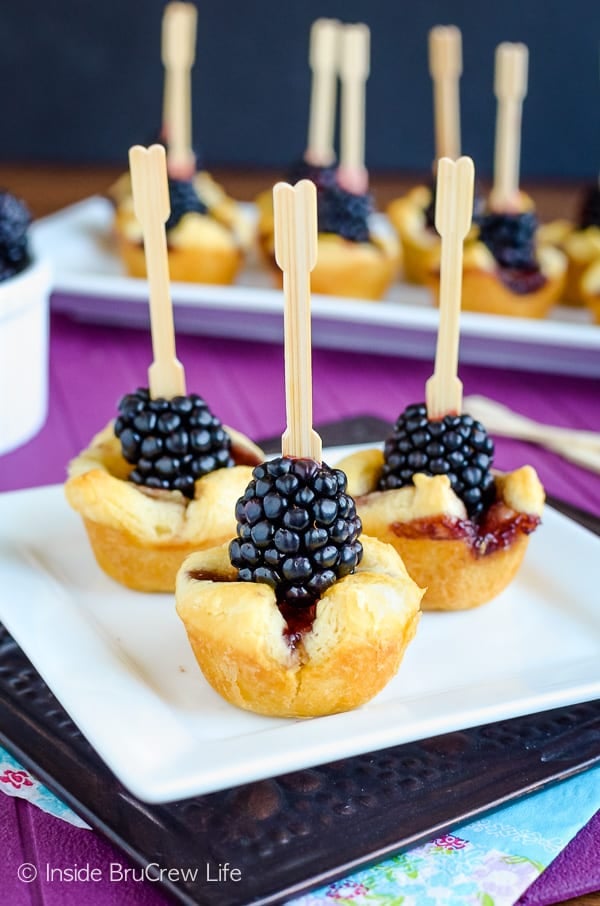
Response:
65,422,263,592
337,448,544,612
176,536,423,718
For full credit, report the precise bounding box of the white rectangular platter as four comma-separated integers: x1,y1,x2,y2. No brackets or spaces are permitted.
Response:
31,196,600,378
0,449,598,803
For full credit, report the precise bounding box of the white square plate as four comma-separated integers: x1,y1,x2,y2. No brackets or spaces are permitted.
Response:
0,454,599,803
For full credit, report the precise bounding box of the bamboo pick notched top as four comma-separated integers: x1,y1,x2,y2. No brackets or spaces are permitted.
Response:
428,25,462,162
306,18,340,167
426,155,474,420
161,1,197,179
129,143,186,400
337,23,370,195
273,180,322,463
490,42,529,212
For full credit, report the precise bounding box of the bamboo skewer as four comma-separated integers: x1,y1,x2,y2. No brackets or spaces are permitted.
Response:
337,23,370,195
429,25,462,162
425,156,475,419
161,1,198,180
490,42,528,212
129,144,186,400
273,180,321,463
305,18,340,167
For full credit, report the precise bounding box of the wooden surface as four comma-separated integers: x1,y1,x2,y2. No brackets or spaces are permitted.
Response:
0,160,597,906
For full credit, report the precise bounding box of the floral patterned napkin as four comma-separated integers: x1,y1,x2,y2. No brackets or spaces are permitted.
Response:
1,742,598,905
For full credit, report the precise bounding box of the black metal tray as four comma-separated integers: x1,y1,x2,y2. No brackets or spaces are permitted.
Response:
1,416,599,906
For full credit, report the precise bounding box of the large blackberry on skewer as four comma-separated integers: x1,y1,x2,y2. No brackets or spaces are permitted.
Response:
317,183,372,242
166,177,208,230
229,457,363,606
478,210,538,270
379,403,495,518
0,191,31,281
114,388,233,499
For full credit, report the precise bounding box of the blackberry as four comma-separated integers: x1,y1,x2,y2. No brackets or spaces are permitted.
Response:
229,457,363,606
578,184,600,230
379,403,495,518
478,210,539,270
0,191,31,281
286,159,337,191
166,178,207,230
114,388,233,498
317,183,372,242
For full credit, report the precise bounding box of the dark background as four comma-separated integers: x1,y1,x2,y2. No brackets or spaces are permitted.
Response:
1,1,598,180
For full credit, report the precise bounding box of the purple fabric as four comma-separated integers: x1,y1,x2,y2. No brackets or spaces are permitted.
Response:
517,809,600,904
0,311,599,905
0,796,169,904
1,313,600,515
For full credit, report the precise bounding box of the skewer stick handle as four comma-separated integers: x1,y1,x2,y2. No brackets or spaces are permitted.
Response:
129,144,186,399
490,42,528,211
162,2,197,179
305,18,340,167
338,23,370,195
425,156,474,419
273,180,321,462
428,25,462,161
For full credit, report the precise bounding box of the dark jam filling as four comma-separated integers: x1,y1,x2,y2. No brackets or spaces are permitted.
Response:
578,184,600,231
388,499,540,558
279,602,318,650
185,569,318,651
496,267,547,295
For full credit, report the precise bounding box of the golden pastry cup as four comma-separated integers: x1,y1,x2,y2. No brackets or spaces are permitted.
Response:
335,448,544,612
428,244,566,319
117,234,242,285
259,231,398,301
176,536,423,718
562,227,600,306
65,424,263,592
257,189,399,300
580,258,600,324
114,192,246,285
387,186,440,285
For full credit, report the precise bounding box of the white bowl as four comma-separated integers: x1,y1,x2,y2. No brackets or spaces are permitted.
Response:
0,257,52,455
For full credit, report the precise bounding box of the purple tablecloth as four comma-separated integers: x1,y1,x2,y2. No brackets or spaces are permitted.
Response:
0,311,599,905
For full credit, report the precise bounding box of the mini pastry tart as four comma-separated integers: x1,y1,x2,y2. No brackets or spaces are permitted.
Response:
387,186,441,285
335,448,545,611
428,241,566,318
176,535,423,718
65,424,263,592
561,227,600,306
257,191,399,301
580,257,600,323
115,197,245,285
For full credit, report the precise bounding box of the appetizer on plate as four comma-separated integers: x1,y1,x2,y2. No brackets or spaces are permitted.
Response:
338,157,545,610
176,180,422,717
257,20,398,300
67,146,262,592
112,2,251,285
